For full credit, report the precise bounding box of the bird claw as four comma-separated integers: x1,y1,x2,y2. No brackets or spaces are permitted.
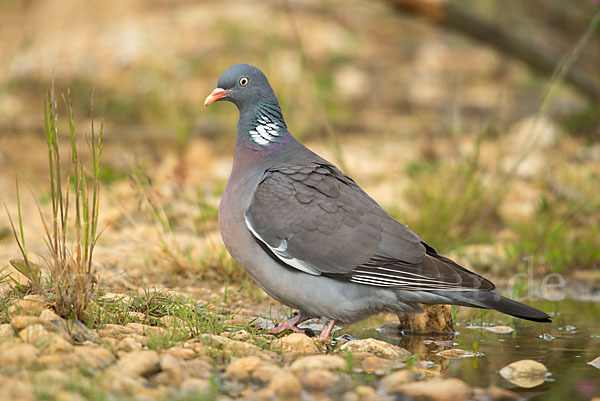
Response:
267,313,310,335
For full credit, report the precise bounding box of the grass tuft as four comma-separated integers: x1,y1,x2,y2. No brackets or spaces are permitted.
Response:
4,79,103,321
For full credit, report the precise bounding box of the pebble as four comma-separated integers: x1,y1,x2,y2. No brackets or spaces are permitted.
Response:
11,315,40,330
165,346,195,359
8,295,46,316
101,367,145,394
116,336,144,354
484,325,514,334
389,378,470,401
355,385,381,401
436,349,478,359
472,386,522,401
397,304,454,333
290,354,347,374
340,338,410,358
357,354,395,373
55,391,88,401
499,360,548,388
225,356,262,381
98,324,135,339
42,334,74,354
378,370,415,394
268,371,302,399
0,324,16,341
0,374,35,401
224,339,261,355
19,323,50,344
74,346,116,371
272,333,321,354
180,377,211,394
115,350,160,377
301,368,338,392
37,352,79,369
252,362,282,384
159,353,184,371
0,342,38,371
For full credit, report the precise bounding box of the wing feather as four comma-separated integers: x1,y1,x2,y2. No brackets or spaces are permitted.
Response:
245,160,494,291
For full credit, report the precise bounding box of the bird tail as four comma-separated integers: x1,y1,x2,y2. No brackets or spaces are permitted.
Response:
432,290,552,323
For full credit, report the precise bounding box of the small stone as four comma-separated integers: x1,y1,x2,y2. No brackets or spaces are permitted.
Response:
159,315,187,328
54,391,87,401
37,352,79,369
355,385,379,401
340,338,410,358
196,333,232,347
390,378,470,401
98,324,134,339
472,386,522,401
101,367,145,394
301,368,338,392
290,355,347,374
252,362,281,384
180,377,211,394
159,353,184,371
358,354,394,373
0,324,16,341
64,320,101,344
165,346,195,359
485,326,514,334
272,333,321,354
11,315,40,330
8,295,46,316
19,323,49,344
116,336,144,354
0,342,38,371
228,329,250,341
224,339,260,355
35,368,69,387
398,305,454,333
124,322,162,337
42,334,74,353
127,311,146,321
39,308,62,322
436,349,477,359
268,371,302,399
499,360,548,388
182,359,212,379
225,356,262,381
115,350,160,377
75,346,116,371
0,375,35,400
379,370,415,394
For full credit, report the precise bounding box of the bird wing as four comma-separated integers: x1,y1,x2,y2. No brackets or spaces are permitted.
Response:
245,160,494,291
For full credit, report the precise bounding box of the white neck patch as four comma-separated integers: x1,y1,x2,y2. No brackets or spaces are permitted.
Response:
249,113,281,146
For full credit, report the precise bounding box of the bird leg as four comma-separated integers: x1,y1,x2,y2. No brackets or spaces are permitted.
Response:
319,319,337,342
269,313,310,335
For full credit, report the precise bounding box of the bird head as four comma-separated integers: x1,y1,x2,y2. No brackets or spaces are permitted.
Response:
204,64,275,110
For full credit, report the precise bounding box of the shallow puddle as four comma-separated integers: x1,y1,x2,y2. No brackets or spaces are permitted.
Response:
341,300,600,400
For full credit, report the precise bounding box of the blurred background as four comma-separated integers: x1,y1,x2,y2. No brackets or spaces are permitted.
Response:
0,1,599,399
0,0,599,296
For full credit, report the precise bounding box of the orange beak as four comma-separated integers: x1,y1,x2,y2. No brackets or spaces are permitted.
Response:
204,88,231,106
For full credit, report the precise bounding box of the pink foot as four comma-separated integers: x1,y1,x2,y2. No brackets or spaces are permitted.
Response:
318,319,337,342
268,313,310,335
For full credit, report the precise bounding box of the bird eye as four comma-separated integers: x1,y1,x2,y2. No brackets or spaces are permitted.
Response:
239,77,249,86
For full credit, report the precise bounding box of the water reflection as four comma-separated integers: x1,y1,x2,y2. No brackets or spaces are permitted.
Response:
341,301,600,400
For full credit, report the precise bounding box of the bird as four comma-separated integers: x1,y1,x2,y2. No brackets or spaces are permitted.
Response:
205,64,551,341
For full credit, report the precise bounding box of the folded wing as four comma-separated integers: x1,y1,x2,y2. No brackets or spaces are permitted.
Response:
245,160,493,291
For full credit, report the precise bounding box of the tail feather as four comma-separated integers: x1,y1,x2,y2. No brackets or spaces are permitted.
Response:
432,290,552,323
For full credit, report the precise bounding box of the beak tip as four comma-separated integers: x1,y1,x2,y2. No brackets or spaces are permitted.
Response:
204,88,230,107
